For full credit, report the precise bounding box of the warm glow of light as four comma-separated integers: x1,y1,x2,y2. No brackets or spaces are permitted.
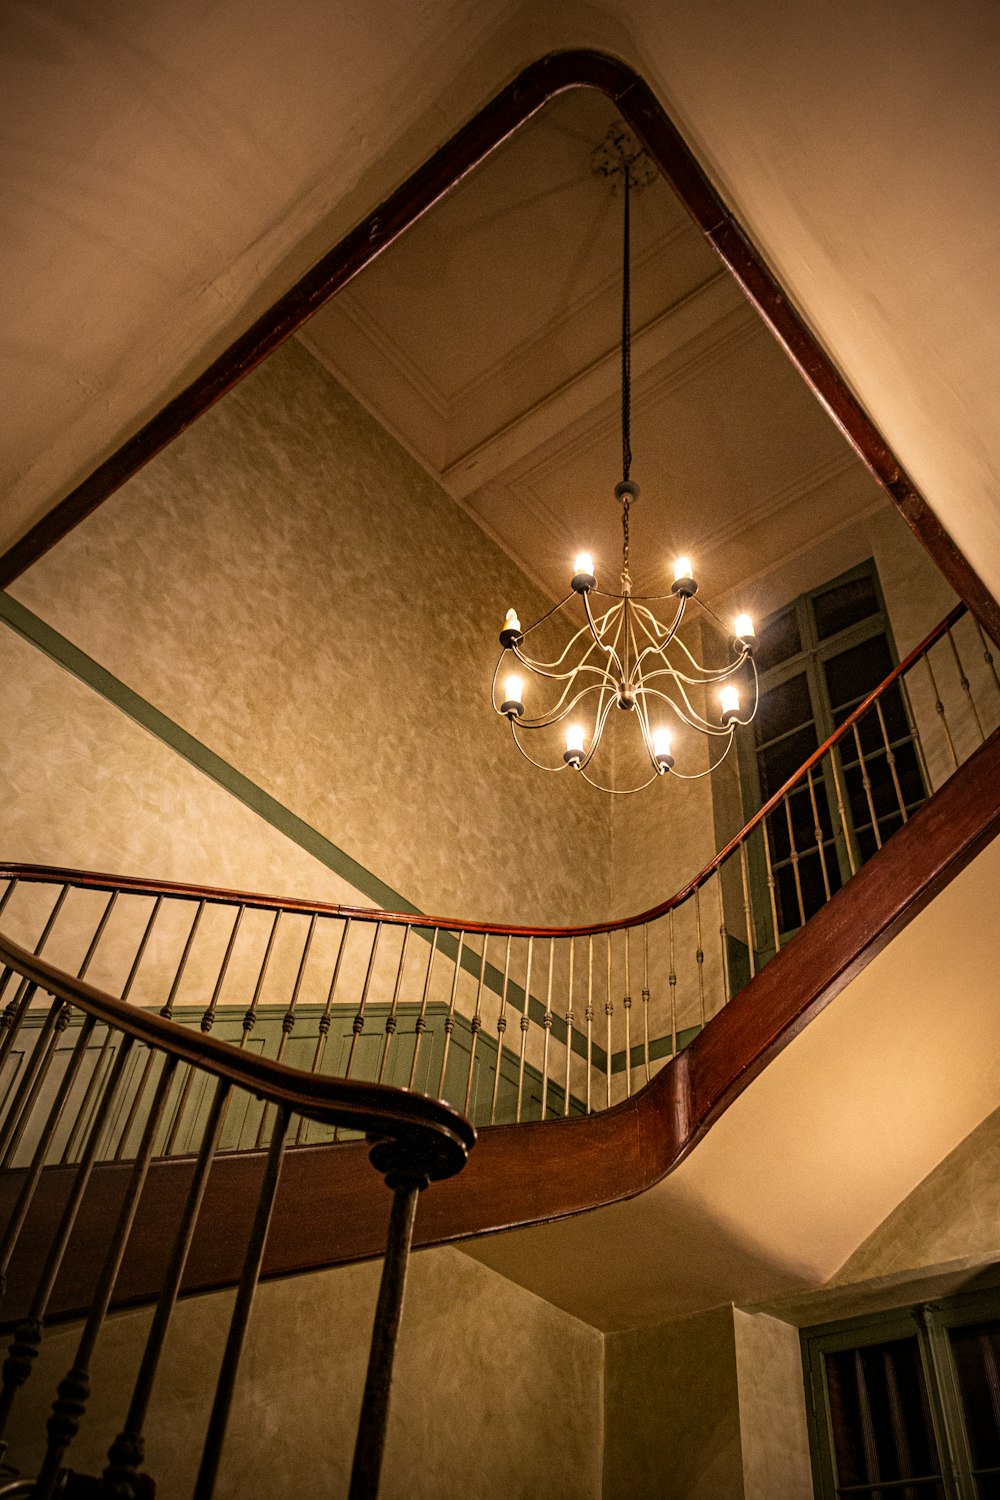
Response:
652,728,672,759
504,607,522,633
574,552,594,577
565,723,585,754
674,556,693,582
503,674,524,704
734,613,754,640
720,685,740,716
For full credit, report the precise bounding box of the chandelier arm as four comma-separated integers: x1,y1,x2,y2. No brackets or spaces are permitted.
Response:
519,591,577,638
583,589,626,682
579,764,660,795
577,691,625,774
509,720,571,773
636,679,736,735
667,732,737,779
667,627,748,680
516,678,619,732
630,596,686,642
510,605,624,677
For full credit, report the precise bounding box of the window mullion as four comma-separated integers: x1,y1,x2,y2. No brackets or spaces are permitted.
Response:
916,1304,974,1500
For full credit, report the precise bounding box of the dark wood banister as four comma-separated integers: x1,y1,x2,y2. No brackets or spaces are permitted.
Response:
0,601,967,940
0,934,474,1181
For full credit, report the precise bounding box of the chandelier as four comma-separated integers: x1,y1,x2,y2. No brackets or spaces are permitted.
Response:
491,127,759,793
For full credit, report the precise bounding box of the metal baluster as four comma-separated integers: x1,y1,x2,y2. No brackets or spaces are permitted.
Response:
346,922,383,1082
437,931,463,1100
900,675,933,794
585,934,594,1115
783,795,808,925
407,928,438,1091
297,918,352,1144
739,844,756,980
641,924,651,1083
515,937,533,1125
0,1015,97,1278
852,721,882,851
0,884,68,1062
0,878,17,924
874,699,909,825
830,745,858,876
668,910,678,1056
377,926,411,1087
35,1053,178,1500
762,818,781,952
604,933,613,1110
2,892,119,1165
464,936,489,1117
539,939,554,1119
806,767,833,900
62,896,163,1165
925,651,960,772
975,618,1000,697
0,1034,135,1451
622,930,632,1100
240,909,282,1051
161,899,206,1020
193,1105,290,1500
564,936,576,1115
716,873,731,1006
104,1077,232,1495
164,901,244,1156
694,889,705,1027
258,914,317,1147
489,935,512,1126
948,627,985,743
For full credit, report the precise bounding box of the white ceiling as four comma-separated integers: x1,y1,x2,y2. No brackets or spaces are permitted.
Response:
302,87,881,604
2,0,999,611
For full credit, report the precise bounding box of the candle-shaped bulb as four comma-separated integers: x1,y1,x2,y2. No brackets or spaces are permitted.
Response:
574,552,594,577
720,685,740,722
499,607,523,645
565,724,585,754
734,613,753,639
505,607,521,633
674,557,693,583
653,728,672,759
504,674,524,704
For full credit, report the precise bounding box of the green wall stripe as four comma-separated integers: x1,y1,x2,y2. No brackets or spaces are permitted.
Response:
0,590,421,917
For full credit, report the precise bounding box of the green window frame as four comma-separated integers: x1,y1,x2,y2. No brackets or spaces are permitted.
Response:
803,1289,1000,1499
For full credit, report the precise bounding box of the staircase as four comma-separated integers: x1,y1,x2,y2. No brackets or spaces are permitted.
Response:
1,600,998,1496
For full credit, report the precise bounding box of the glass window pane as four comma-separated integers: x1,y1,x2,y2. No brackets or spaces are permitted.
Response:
755,672,814,747
755,608,802,673
825,1337,942,1491
812,571,880,640
824,635,894,719
949,1320,1000,1484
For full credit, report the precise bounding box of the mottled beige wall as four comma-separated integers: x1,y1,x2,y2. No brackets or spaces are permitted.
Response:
12,1245,603,1500
7,338,612,929
733,1310,813,1500
603,1305,744,1499
833,1100,1000,1287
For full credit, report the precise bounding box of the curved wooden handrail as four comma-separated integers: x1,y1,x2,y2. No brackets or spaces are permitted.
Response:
0,600,967,941
0,933,474,1182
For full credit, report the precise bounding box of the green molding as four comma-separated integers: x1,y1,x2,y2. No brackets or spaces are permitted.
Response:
0,590,419,915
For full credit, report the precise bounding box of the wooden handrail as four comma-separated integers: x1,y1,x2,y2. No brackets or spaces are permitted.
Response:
0,600,966,941
0,933,474,1181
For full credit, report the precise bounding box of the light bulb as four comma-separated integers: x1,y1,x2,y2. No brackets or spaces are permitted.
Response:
574,553,594,578
674,556,693,583
652,728,672,760
504,608,522,633
734,613,754,640
565,724,585,754
504,674,524,704
720,685,740,718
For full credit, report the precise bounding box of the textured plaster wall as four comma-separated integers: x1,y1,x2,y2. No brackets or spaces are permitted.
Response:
733,1310,813,1500
833,1099,1000,1287
603,1305,744,1500
7,338,612,930
11,1245,603,1500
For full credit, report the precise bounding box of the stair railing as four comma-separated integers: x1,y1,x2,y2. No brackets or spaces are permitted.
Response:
0,933,474,1500
1,604,997,1146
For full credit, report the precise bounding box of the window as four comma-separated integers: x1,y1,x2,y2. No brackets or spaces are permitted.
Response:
739,560,926,948
803,1293,1000,1499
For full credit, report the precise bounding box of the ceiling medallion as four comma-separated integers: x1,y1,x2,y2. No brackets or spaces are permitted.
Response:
491,125,759,793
